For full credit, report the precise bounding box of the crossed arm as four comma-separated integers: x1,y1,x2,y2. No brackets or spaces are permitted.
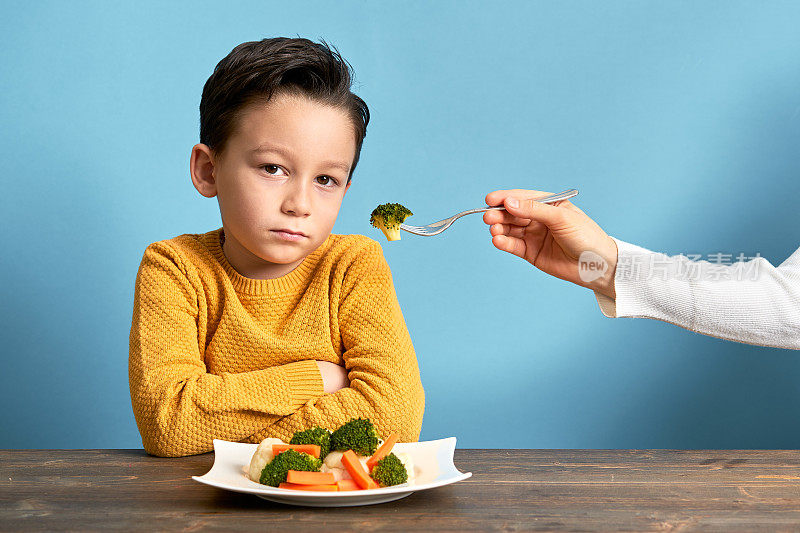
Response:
129,241,424,457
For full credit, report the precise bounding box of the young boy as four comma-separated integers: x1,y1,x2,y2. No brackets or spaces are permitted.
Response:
128,38,425,457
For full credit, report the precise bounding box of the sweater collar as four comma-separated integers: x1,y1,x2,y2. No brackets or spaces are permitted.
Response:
203,227,330,296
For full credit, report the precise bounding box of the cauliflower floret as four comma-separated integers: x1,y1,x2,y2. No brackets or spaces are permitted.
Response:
394,452,415,482
320,450,371,481
247,438,285,482
321,451,348,481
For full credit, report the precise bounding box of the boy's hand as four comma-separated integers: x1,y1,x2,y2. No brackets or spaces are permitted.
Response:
483,189,618,299
316,361,350,394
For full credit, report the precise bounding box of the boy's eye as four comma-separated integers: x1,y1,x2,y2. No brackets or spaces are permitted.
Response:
315,176,337,187
263,164,285,175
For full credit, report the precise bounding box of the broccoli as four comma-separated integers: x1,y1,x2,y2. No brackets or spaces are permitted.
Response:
258,449,322,487
330,417,380,455
370,453,408,487
369,203,413,241
289,427,332,459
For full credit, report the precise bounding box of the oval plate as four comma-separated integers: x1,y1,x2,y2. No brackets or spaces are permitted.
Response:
192,437,472,507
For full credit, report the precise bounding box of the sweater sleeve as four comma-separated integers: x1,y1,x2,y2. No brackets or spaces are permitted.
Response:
593,237,800,350
246,240,425,444
128,243,324,457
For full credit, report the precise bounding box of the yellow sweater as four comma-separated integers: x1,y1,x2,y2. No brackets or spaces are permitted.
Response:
128,228,425,457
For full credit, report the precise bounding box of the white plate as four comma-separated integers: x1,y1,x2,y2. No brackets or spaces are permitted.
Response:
192,437,472,507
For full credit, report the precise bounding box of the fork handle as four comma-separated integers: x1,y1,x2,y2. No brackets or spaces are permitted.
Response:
473,188,579,214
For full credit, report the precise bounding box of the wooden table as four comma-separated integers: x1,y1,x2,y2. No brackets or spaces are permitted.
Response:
2,449,799,531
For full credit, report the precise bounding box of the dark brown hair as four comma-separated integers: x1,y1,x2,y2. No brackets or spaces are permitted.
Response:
199,37,370,181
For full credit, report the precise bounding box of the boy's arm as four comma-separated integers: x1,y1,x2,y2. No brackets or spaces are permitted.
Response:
128,243,325,457
247,240,425,443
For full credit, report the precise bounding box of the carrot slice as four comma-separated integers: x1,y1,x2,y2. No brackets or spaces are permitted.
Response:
336,479,361,491
342,450,379,490
367,432,399,470
278,482,338,491
287,470,336,485
271,444,321,458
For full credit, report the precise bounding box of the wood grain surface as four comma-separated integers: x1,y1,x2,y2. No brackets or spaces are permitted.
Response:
2,449,800,531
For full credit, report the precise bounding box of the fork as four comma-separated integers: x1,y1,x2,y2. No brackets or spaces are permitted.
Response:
400,188,579,236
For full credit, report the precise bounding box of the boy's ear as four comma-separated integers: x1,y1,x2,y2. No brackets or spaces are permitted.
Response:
190,144,218,198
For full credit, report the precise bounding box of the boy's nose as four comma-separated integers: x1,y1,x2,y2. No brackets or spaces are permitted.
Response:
282,181,312,217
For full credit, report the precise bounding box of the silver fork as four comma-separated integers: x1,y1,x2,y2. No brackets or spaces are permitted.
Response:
400,188,579,236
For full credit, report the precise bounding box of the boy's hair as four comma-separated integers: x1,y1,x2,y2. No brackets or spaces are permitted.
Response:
199,37,370,181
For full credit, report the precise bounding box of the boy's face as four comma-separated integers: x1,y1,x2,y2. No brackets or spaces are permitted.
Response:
191,92,355,278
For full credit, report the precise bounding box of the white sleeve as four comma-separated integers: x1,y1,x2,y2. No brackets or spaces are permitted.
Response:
593,237,800,350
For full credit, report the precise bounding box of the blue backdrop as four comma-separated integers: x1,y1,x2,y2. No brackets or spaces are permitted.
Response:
2,1,799,450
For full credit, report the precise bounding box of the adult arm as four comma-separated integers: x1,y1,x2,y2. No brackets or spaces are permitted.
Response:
482,189,800,350
594,238,800,349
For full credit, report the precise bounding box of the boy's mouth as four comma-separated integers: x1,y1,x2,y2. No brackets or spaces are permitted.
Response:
271,229,308,242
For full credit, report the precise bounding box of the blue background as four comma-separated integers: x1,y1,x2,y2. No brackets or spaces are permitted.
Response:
2,1,799,450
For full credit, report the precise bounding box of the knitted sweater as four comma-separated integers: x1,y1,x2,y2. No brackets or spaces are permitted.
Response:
129,228,425,457
594,237,800,350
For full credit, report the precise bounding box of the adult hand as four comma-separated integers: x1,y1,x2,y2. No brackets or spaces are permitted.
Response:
483,189,619,299
315,360,350,393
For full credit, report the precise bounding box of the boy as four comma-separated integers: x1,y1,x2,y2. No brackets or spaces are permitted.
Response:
128,38,425,457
